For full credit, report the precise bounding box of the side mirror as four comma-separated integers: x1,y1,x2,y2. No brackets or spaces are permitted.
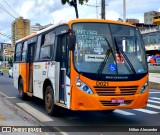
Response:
68,34,76,51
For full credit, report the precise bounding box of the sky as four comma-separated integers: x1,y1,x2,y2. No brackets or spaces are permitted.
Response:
0,0,160,43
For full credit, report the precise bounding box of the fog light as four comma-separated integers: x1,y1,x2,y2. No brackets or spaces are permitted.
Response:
82,86,89,91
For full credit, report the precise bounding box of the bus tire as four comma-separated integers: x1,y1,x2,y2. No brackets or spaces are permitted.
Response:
19,79,27,100
45,86,59,116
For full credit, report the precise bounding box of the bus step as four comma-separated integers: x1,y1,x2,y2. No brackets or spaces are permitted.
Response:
27,92,33,97
55,102,67,108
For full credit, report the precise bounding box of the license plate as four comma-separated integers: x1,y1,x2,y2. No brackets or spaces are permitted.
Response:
111,98,124,103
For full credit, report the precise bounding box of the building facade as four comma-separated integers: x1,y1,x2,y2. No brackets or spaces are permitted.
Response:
11,17,30,46
0,43,12,68
30,23,42,34
126,18,139,24
144,11,160,24
31,23,53,34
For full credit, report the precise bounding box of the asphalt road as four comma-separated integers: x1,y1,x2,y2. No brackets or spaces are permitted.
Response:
0,73,160,135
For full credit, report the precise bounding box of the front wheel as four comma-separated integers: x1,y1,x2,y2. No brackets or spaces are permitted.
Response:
45,86,59,116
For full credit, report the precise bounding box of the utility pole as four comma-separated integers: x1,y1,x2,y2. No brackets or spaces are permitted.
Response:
101,0,105,19
74,0,79,18
123,0,126,22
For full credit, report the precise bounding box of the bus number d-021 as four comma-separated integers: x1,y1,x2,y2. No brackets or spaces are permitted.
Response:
96,81,108,86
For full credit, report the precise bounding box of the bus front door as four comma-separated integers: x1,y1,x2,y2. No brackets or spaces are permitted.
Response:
59,35,67,104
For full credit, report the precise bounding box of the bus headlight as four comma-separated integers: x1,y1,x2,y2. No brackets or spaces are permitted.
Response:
76,78,93,94
140,82,148,93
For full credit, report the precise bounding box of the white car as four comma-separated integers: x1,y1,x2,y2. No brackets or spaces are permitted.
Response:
0,68,3,75
9,68,13,78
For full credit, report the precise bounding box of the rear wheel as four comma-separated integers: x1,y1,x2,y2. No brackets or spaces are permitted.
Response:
45,86,59,116
19,79,27,99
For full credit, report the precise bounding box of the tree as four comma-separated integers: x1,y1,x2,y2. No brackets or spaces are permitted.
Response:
61,0,89,5
8,58,13,67
61,0,89,18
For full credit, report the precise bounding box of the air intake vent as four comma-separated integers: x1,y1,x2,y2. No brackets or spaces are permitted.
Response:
94,86,138,96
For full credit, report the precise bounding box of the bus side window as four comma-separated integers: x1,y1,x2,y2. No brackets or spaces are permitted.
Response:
22,41,27,62
15,43,22,62
40,46,51,59
34,35,42,61
39,31,55,60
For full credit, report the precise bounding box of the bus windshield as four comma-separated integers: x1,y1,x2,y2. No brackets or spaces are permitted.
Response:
72,22,147,76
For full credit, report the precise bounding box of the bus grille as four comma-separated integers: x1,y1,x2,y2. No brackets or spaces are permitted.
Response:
100,100,132,106
94,86,138,96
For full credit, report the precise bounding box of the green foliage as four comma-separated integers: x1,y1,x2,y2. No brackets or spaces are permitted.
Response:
8,58,13,67
61,0,89,5
3,68,9,73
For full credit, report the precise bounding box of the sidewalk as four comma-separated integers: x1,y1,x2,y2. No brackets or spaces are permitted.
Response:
0,95,49,135
149,73,160,90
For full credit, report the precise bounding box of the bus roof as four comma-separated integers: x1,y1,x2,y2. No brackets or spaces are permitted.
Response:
16,33,37,43
37,20,67,34
68,19,135,27
16,19,135,44
16,21,68,44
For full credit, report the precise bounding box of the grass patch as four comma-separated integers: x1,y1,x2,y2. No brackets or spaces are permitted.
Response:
149,70,160,74
3,69,9,72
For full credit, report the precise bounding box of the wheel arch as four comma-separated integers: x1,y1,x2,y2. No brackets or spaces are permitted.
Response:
43,78,54,100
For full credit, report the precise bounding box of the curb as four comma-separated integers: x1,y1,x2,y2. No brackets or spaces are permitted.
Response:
149,82,160,90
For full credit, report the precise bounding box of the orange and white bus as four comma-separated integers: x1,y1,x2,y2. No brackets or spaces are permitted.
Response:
13,19,149,116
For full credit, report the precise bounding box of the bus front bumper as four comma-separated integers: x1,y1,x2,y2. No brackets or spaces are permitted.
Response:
71,88,149,111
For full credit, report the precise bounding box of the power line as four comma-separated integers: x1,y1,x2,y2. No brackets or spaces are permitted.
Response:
0,31,12,39
83,1,101,18
0,3,16,19
2,0,19,17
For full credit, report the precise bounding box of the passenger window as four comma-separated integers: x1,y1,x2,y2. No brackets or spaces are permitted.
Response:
34,35,41,61
39,31,55,60
40,46,51,59
15,43,22,61
43,32,55,46
22,41,27,62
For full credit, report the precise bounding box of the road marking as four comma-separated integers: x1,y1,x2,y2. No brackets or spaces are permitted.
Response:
147,104,160,109
17,103,53,122
6,97,16,99
0,92,8,97
114,110,135,115
149,92,160,94
148,99,160,104
0,92,16,99
134,109,159,114
150,97,160,101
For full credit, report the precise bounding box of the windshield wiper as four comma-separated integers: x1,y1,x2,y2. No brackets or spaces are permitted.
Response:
97,38,114,77
114,37,136,74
